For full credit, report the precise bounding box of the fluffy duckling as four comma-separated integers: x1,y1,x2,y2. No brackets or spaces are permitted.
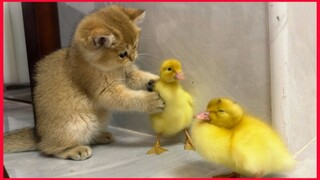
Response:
191,98,295,177
147,58,194,155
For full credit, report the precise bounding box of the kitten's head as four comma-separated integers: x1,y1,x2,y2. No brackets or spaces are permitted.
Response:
72,5,145,72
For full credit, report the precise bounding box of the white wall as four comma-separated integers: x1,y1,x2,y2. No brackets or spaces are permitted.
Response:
287,3,316,153
58,2,271,135
268,2,316,153
4,2,29,84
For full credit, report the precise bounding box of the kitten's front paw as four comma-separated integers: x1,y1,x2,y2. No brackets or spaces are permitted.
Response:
145,92,165,114
146,79,156,92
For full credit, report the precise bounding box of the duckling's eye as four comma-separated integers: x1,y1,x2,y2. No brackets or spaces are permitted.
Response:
119,51,127,58
218,110,225,113
167,67,172,71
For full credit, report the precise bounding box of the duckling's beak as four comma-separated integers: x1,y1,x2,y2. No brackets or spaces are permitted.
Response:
194,112,210,120
174,71,185,80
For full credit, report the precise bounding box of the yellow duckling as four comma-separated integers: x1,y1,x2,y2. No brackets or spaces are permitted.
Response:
191,98,295,177
147,58,194,155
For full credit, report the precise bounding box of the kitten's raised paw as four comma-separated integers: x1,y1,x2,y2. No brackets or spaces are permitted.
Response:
146,79,156,92
56,145,92,161
93,131,115,144
145,92,165,114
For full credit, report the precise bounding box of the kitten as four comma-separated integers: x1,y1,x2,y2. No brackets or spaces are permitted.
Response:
4,5,164,160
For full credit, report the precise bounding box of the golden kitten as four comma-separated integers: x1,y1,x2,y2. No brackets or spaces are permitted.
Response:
4,5,164,160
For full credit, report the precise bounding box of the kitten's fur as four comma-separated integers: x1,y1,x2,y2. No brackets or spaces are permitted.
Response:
4,5,164,160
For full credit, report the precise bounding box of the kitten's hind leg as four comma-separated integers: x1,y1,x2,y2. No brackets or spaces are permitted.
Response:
55,145,92,161
92,131,115,145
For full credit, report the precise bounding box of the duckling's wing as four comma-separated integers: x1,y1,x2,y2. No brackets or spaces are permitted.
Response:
232,119,294,176
185,92,193,107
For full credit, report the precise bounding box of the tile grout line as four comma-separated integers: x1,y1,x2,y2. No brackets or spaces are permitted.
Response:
293,136,316,158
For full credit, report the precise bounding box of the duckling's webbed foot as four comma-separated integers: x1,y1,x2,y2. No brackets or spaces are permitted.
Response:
147,144,168,155
184,129,195,151
184,140,194,151
147,135,168,155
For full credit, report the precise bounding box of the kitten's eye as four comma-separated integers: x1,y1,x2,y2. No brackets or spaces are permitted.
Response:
119,51,127,58
168,68,172,71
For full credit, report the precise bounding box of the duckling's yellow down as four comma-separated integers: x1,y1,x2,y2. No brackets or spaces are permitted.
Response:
152,81,193,137
151,59,193,137
191,98,295,177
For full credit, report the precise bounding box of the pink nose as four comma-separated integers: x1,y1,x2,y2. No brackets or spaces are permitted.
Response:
174,72,185,80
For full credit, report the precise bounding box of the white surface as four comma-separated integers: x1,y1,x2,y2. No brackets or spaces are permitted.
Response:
268,2,291,145
4,101,34,132
287,2,316,153
268,2,316,153
3,100,316,178
5,126,224,178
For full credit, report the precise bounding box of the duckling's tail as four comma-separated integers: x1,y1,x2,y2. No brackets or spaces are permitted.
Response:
283,154,296,171
4,127,38,153
273,151,296,174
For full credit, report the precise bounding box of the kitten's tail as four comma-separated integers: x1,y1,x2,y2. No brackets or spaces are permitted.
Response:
4,127,38,153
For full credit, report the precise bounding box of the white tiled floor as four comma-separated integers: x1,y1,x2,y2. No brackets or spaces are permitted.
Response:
3,99,316,178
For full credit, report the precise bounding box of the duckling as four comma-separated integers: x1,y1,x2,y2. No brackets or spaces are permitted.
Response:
191,98,295,177
147,58,194,155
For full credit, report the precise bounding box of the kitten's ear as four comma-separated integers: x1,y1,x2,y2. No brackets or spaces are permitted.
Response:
121,7,145,25
94,35,115,48
133,10,145,25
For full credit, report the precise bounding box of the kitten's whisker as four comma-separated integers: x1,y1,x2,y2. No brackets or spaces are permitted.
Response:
140,35,153,41
138,52,153,56
137,57,152,62
136,57,153,64
138,53,156,60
